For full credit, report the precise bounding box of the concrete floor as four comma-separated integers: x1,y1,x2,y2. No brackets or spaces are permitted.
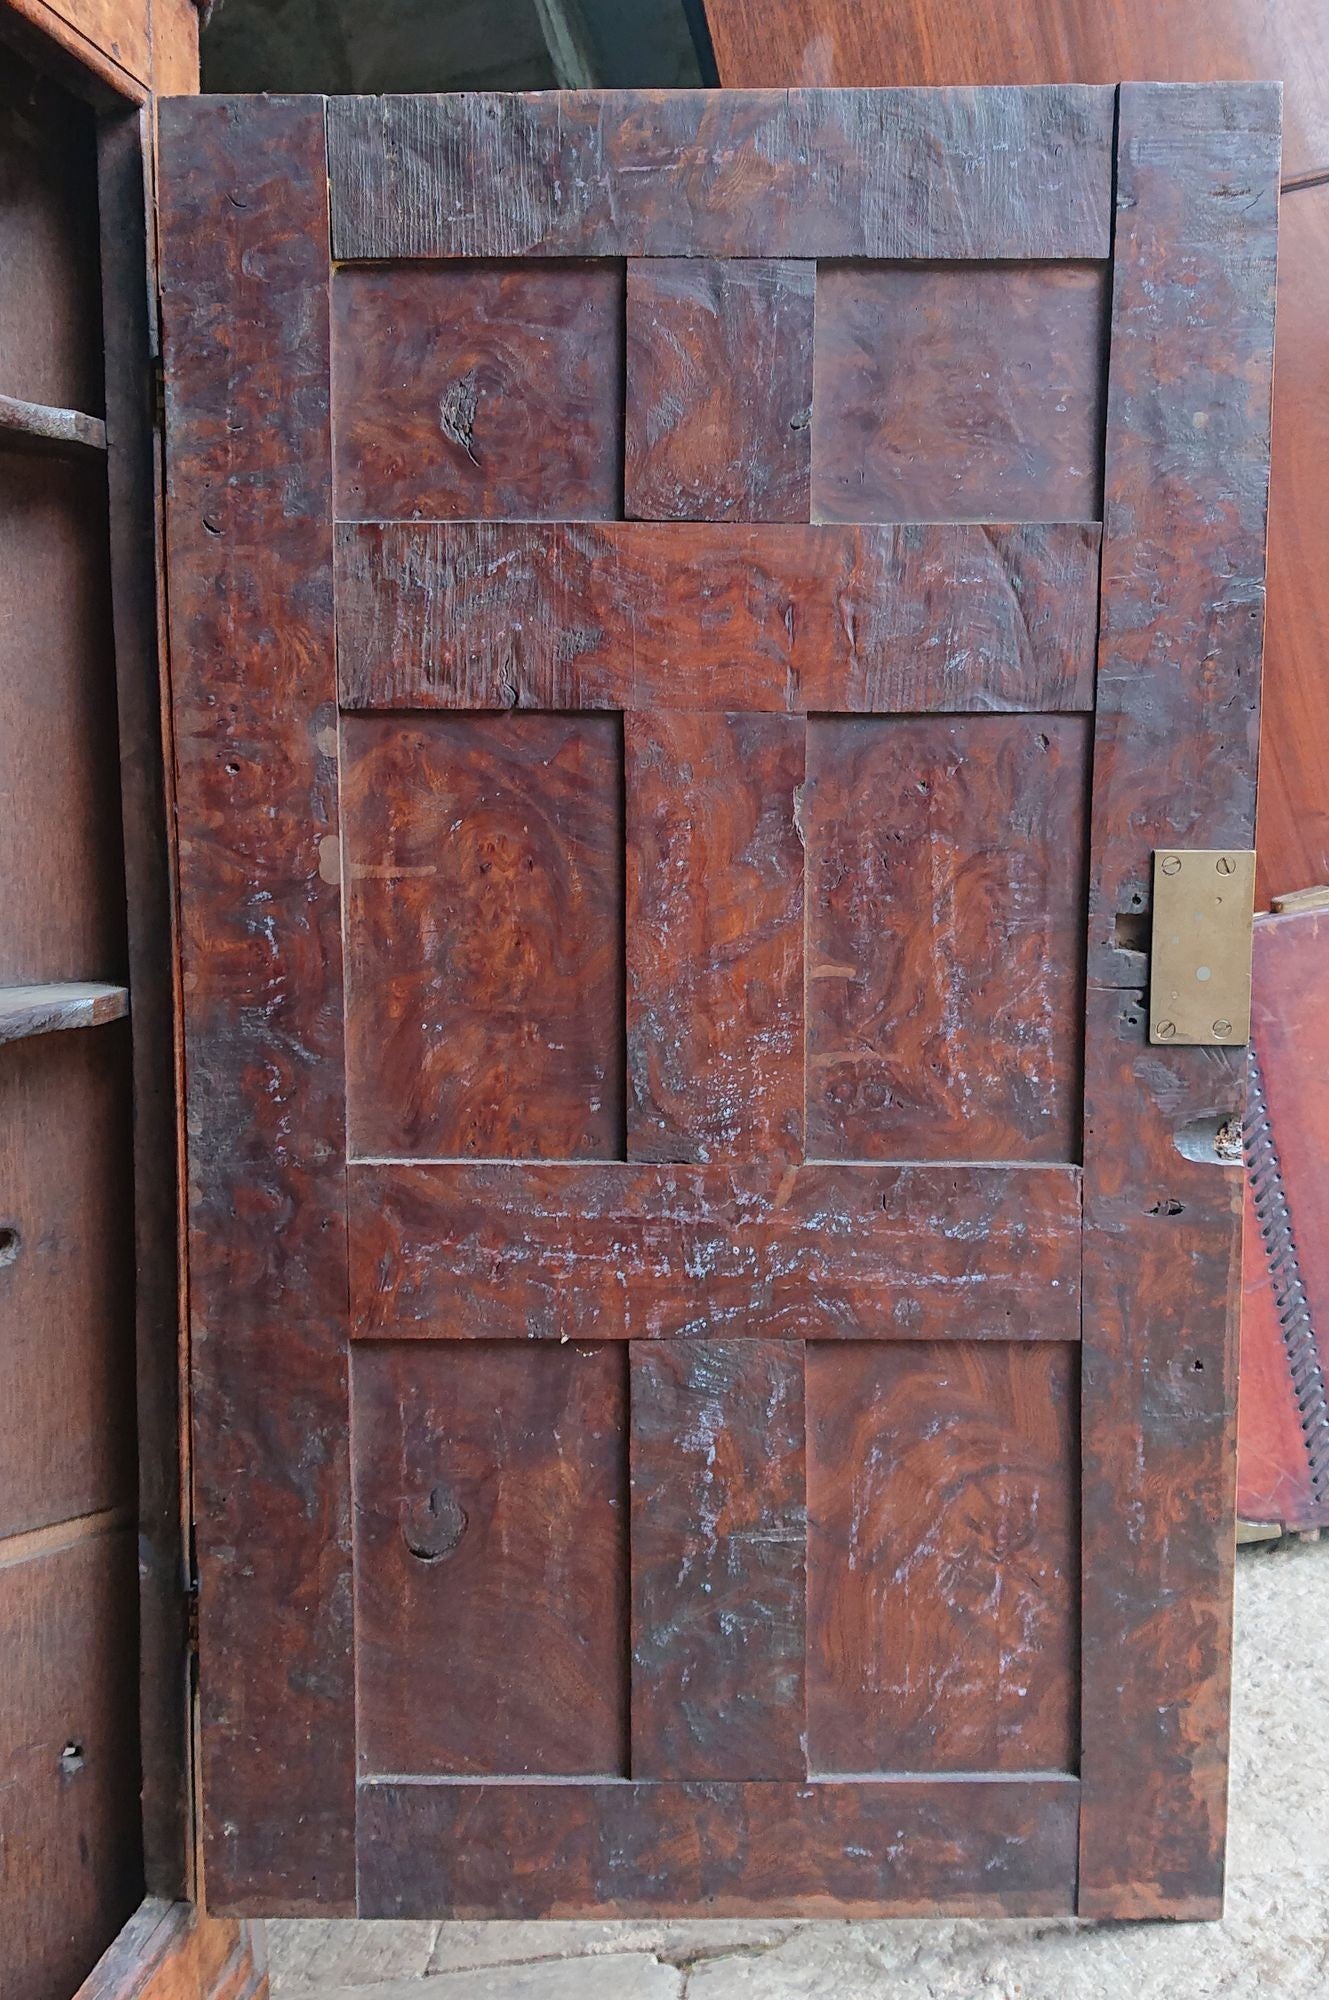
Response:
268,1537,1328,1999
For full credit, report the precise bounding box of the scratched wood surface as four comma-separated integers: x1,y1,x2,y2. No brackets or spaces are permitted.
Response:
337,521,1102,714
161,87,1275,1919
342,712,625,1160
626,259,814,521
630,1340,806,1780
328,89,1114,261
353,1341,628,1778
626,711,804,1163
1078,85,1279,1918
159,97,354,1911
806,1342,1077,1775
804,715,1089,1163
357,1775,1080,1918
811,262,1108,525
349,1162,1083,1343
333,261,624,523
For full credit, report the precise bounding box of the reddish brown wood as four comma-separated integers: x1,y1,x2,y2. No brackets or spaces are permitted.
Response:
1237,908,1329,1531
625,259,813,522
0,1528,143,2000
1077,85,1279,1920
161,87,1276,1920
349,1162,1082,1343
1257,184,1329,906
626,711,803,1163
0,1027,133,1540
158,96,354,1912
356,1775,1080,1918
705,0,1329,186
353,1341,628,1778
332,261,624,523
328,88,1115,262
337,520,1102,715
812,262,1107,525
804,715,1089,1164
342,712,625,1160
806,1341,1077,1775
629,1340,805,1780
75,1899,266,2000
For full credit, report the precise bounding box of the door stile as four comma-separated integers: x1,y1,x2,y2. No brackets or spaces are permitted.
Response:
1078,81,1280,1918
158,93,356,1914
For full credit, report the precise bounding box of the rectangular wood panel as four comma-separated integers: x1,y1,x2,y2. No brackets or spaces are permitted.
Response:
630,1340,805,1779
332,261,625,523
804,715,1089,1163
812,262,1107,524
806,1342,1078,1775
328,88,1114,261
356,1776,1080,1918
349,1162,1082,1342
0,1027,133,1541
342,712,625,1161
159,95,355,1912
0,1531,142,2000
336,520,1102,714
625,259,813,522
1078,83,1279,1919
626,711,803,1163
353,1342,628,1779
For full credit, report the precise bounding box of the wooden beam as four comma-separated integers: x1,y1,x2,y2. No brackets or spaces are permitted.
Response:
0,391,107,455
0,982,128,1044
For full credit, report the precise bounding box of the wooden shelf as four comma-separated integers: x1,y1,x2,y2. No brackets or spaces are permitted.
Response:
0,983,129,1045
0,392,107,457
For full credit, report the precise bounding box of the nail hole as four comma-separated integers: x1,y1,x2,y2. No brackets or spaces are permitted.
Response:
60,1740,85,1774
0,1226,21,1269
1148,1198,1186,1216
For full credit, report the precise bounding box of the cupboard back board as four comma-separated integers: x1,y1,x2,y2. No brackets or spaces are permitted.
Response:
157,86,1279,1922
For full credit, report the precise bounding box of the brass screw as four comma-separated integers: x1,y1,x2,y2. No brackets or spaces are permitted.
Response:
1156,1021,1177,1038
1161,855,1182,875
1213,1019,1233,1036
1216,856,1236,875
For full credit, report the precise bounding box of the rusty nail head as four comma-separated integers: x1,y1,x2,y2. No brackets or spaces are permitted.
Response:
1161,855,1182,875
1216,855,1236,875
1157,1021,1177,1038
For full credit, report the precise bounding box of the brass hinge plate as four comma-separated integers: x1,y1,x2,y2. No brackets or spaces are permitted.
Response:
1150,848,1256,1046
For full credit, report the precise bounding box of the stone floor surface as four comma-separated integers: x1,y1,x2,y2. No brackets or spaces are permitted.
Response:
268,1537,1328,1999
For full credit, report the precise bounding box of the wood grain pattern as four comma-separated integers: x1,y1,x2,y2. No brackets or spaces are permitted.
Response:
332,261,624,523
158,96,354,1913
0,980,128,1043
353,1342,628,1778
625,259,813,522
73,1899,266,2000
811,261,1107,525
705,0,1329,185
336,520,1102,714
1088,85,1279,989
804,715,1089,1164
626,712,803,1163
1077,86,1280,1918
806,1342,1077,1776
630,1340,805,1780
1237,910,1329,1531
328,89,1114,262
356,1775,1080,1918
0,1529,143,2000
1256,183,1329,905
0,448,126,986
349,1162,1082,1343
0,1028,134,1542
342,712,625,1161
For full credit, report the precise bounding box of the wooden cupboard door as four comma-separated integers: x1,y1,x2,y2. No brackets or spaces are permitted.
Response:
158,85,1278,1922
